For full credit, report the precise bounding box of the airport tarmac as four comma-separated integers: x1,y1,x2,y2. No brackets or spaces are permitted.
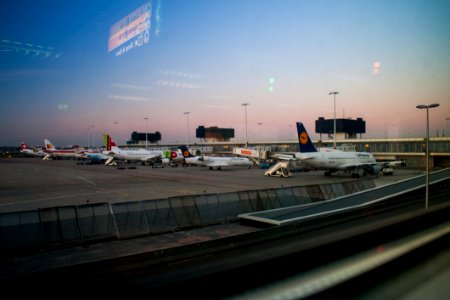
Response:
0,157,423,213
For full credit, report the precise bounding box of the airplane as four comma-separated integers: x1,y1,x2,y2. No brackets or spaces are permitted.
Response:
43,139,85,160
103,134,182,166
20,142,46,157
79,149,109,163
275,122,405,178
179,145,253,170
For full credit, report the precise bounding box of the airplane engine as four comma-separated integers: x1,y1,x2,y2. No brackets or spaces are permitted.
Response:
368,165,382,175
161,158,170,164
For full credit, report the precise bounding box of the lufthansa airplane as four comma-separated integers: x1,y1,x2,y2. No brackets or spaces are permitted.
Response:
275,122,405,178
179,145,253,170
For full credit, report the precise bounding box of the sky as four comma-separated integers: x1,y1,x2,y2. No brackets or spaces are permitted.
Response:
0,0,449,147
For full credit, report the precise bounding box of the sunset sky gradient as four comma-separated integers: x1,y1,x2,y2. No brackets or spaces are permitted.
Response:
1,0,449,147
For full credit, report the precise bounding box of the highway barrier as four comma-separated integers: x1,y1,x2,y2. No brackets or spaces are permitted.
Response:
0,179,375,254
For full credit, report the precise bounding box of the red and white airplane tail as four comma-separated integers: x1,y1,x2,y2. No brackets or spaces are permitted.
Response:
44,139,57,151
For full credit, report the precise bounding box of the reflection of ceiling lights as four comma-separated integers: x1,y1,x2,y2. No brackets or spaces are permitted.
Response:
0,39,59,59
110,83,150,90
156,80,200,89
158,69,200,79
108,95,151,102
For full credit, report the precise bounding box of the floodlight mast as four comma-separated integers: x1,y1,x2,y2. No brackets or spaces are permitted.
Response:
416,103,440,209
329,91,339,149
242,103,250,148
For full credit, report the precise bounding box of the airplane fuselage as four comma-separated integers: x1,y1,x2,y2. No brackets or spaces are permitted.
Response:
185,156,253,169
295,151,376,170
113,149,163,161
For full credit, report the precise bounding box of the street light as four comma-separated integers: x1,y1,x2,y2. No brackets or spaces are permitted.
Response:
144,117,149,148
183,112,191,147
257,122,263,140
446,117,450,137
90,125,95,148
87,126,91,148
113,121,119,144
242,103,250,148
329,91,339,149
416,103,440,209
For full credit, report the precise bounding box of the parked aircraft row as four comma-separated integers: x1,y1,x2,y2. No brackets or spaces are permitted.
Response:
19,121,406,176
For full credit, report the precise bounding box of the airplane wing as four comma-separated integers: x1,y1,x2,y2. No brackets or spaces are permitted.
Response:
376,159,406,167
272,153,296,161
338,158,406,171
338,162,368,169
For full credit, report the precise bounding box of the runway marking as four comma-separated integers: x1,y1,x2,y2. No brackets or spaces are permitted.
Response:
78,176,96,186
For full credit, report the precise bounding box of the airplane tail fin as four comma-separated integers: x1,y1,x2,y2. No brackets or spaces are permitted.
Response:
103,134,118,151
21,142,28,150
296,122,318,153
44,139,56,151
162,150,181,160
179,145,195,158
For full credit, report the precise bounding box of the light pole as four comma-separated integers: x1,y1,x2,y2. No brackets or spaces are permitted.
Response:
113,121,119,144
183,112,191,147
416,103,440,209
90,125,95,148
329,91,339,149
87,126,91,148
446,118,450,137
257,122,263,140
144,117,149,148
242,103,250,147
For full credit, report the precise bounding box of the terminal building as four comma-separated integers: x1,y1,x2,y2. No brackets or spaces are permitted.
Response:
196,126,235,142
315,117,366,139
128,131,162,145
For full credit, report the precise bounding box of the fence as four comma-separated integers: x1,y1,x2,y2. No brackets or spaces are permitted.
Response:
0,179,374,254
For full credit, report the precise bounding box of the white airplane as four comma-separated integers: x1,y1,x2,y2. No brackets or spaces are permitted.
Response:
43,139,85,160
275,122,405,178
179,145,253,170
103,134,182,165
20,142,46,157
79,149,109,163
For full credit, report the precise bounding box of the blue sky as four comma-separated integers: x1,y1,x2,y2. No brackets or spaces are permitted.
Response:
0,0,449,147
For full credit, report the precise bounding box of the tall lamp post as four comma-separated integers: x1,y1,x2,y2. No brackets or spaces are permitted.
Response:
113,121,119,144
416,103,440,209
90,125,95,148
87,126,91,148
446,117,450,137
329,91,339,149
242,103,250,148
144,117,149,148
257,122,263,140
183,112,191,147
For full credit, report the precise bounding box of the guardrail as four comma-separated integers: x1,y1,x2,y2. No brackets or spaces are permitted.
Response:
0,180,374,255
